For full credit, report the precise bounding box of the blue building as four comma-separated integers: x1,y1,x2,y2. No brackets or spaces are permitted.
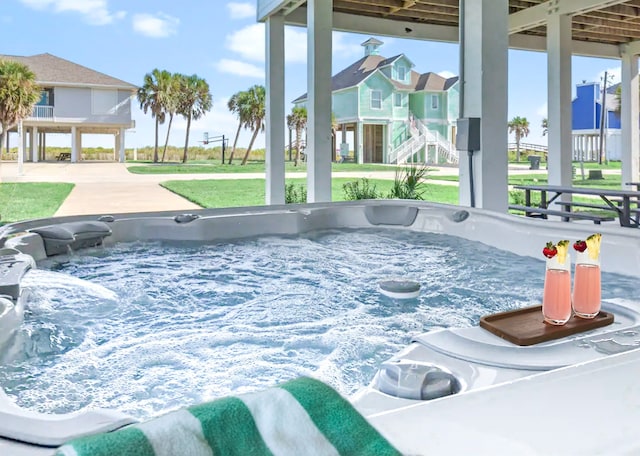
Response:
572,81,621,161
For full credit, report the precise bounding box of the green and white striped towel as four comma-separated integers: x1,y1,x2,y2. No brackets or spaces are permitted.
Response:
56,377,401,456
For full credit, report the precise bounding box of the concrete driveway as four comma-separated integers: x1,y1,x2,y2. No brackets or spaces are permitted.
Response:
0,162,421,217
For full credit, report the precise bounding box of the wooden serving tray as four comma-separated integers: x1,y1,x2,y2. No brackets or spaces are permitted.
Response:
480,305,614,346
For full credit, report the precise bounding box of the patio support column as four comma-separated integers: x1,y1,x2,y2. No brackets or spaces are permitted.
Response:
32,126,39,163
546,12,573,188
117,128,126,163
620,49,639,187
306,0,333,202
458,0,508,211
356,121,363,164
265,12,286,205
17,120,24,176
71,126,79,162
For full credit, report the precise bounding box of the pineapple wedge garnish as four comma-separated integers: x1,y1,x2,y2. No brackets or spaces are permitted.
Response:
586,233,602,260
556,240,570,265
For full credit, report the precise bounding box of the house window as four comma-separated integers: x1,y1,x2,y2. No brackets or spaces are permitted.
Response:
431,95,439,110
394,93,403,107
92,89,118,115
397,66,406,81
371,90,382,109
37,88,54,106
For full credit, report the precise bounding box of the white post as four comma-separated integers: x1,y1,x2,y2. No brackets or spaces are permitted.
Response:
546,12,573,188
458,0,509,211
17,120,24,176
621,49,639,187
356,121,363,164
118,128,125,163
71,126,78,162
306,0,333,202
32,126,39,163
265,12,286,205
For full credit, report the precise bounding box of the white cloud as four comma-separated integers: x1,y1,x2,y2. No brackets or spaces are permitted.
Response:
438,70,456,79
227,2,256,19
333,32,363,59
215,59,265,79
225,24,307,63
132,13,179,38
536,102,547,117
20,0,125,25
226,24,266,62
597,67,621,86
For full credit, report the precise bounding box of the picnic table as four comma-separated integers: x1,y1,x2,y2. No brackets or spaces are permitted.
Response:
56,152,71,161
510,184,640,228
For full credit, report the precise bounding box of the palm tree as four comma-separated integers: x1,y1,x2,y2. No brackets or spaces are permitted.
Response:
507,116,530,162
160,73,182,163
227,89,250,165
240,85,266,166
137,69,172,163
541,118,548,136
287,106,307,166
0,59,40,159
176,74,212,163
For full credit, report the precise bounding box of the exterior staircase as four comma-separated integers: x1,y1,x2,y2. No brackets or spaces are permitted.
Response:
389,117,458,165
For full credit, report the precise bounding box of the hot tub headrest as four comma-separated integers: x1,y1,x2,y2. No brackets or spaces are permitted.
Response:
28,221,112,256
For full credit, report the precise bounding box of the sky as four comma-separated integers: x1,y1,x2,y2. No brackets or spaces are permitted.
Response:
0,0,625,150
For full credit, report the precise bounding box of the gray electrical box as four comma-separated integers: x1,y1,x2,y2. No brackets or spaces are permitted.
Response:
456,117,481,151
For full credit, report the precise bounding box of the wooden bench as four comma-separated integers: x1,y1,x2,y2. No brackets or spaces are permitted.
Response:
508,205,615,224
56,152,71,161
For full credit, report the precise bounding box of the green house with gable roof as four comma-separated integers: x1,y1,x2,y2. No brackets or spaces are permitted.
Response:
293,38,459,164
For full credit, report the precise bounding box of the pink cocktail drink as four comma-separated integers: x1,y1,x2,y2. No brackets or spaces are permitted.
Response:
572,250,601,318
543,268,572,325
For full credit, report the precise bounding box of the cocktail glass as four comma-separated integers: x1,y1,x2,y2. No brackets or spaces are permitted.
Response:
542,254,572,325
572,251,601,319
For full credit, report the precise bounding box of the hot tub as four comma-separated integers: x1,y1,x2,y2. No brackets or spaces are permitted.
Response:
0,200,638,455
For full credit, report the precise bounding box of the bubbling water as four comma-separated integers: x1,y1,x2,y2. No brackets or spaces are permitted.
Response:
0,229,636,419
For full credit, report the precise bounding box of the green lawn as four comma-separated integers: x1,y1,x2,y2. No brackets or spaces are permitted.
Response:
0,183,74,224
161,179,459,208
128,161,399,175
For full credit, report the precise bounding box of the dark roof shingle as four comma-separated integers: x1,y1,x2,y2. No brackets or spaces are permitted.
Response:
0,53,137,90
293,54,458,102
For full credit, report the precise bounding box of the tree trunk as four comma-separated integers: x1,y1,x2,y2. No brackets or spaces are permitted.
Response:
241,126,260,165
0,124,6,160
161,114,174,163
294,127,301,167
516,134,521,162
182,113,192,164
153,117,159,163
227,122,242,164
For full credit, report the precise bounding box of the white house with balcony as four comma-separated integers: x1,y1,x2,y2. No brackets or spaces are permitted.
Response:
1,53,137,163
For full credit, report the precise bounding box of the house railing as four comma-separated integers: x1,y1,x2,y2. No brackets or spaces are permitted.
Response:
389,134,423,164
415,119,459,164
508,142,548,154
30,105,54,119
390,117,459,165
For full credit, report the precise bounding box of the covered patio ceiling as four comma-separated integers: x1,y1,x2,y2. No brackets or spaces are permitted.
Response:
265,0,640,57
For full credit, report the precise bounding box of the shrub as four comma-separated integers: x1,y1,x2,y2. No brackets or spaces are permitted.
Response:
509,189,541,207
285,183,307,203
387,165,429,200
342,178,381,200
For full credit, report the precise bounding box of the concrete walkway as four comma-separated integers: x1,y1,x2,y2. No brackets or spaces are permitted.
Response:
0,162,425,216
0,161,619,217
